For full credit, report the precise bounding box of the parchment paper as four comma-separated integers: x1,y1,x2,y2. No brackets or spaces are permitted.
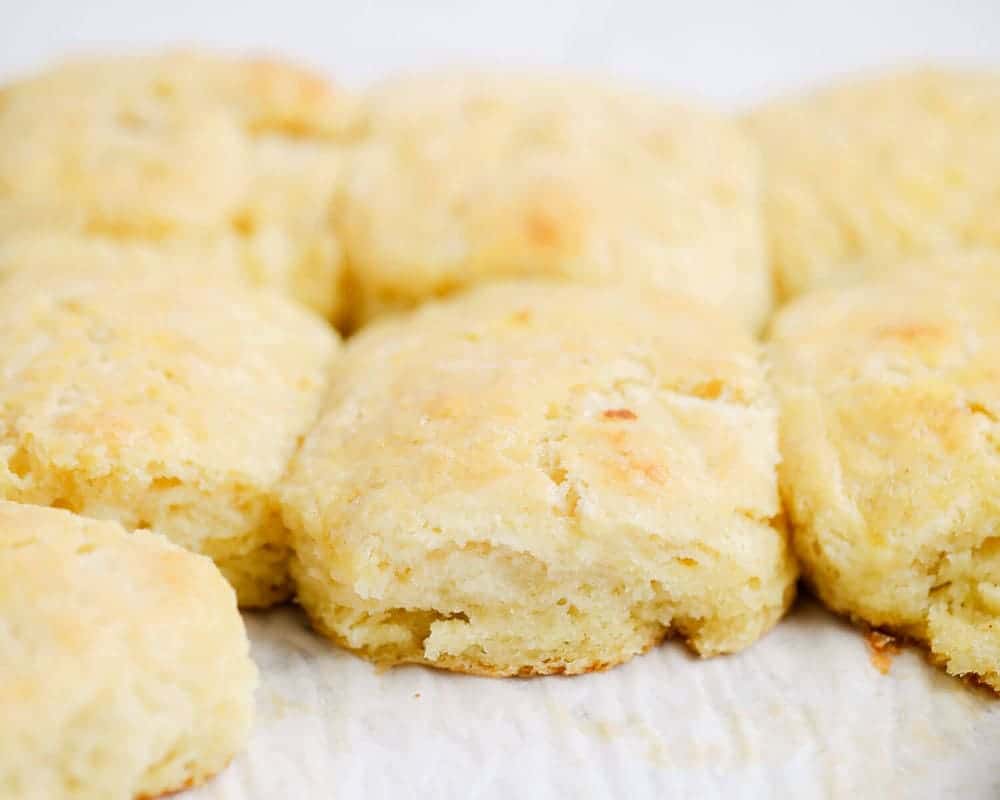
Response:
190,598,1000,799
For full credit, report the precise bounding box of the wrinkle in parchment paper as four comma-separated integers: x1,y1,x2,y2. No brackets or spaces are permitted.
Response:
192,599,1000,800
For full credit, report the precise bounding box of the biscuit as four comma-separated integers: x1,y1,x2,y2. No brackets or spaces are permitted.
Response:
815,246,1000,292
0,501,255,800
0,231,249,290
0,51,355,319
770,269,1000,689
282,282,796,676
333,71,771,330
0,267,338,607
746,68,1000,300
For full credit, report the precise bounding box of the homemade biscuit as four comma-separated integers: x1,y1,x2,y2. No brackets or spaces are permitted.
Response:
746,68,1000,300
0,50,354,319
0,231,250,289
334,71,770,329
0,501,255,800
283,282,796,676
816,246,1000,292
770,271,1000,689
0,268,338,607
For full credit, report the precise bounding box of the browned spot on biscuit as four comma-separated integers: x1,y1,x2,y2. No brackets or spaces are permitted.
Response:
137,776,195,799
631,459,667,485
242,58,340,138
691,379,725,400
525,210,562,248
423,392,467,420
509,309,533,324
433,626,668,677
865,629,901,675
876,322,945,344
246,58,332,105
600,429,667,485
602,408,637,421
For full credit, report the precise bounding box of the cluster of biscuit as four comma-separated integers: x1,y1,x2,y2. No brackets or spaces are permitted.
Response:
1,51,998,799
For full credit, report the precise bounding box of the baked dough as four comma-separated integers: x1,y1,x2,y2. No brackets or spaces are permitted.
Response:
0,266,338,607
283,282,796,676
0,501,255,800
746,68,1000,300
334,71,770,329
0,50,355,320
770,267,1000,689
0,230,249,291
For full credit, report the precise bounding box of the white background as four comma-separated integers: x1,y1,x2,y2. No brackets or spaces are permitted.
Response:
2,0,999,105
3,3,1000,799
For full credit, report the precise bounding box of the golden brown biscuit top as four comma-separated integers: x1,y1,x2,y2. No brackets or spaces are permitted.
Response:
769,273,1000,555
0,268,338,486
0,501,232,638
0,50,356,237
333,71,768,328
0,500,250,700
284,283,780,570
746,67,1000,299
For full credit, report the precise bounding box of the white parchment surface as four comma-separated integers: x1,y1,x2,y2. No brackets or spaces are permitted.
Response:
190,598,1000,800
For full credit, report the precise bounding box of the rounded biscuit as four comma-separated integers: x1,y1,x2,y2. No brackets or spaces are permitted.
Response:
283,282,796,676
746,68,1000,300
769,268,1000,689
0,50,356,319
334,71,771,330
0,266,339,607
0,501,255,800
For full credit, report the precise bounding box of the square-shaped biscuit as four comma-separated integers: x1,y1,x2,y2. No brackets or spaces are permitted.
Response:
770,261,1000,689
0,267,338,607
283,282,796,676
746,68,1000,300
334,72,771,330
0,51,356,320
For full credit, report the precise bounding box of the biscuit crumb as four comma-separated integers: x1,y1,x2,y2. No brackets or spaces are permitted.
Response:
865,630,901,675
